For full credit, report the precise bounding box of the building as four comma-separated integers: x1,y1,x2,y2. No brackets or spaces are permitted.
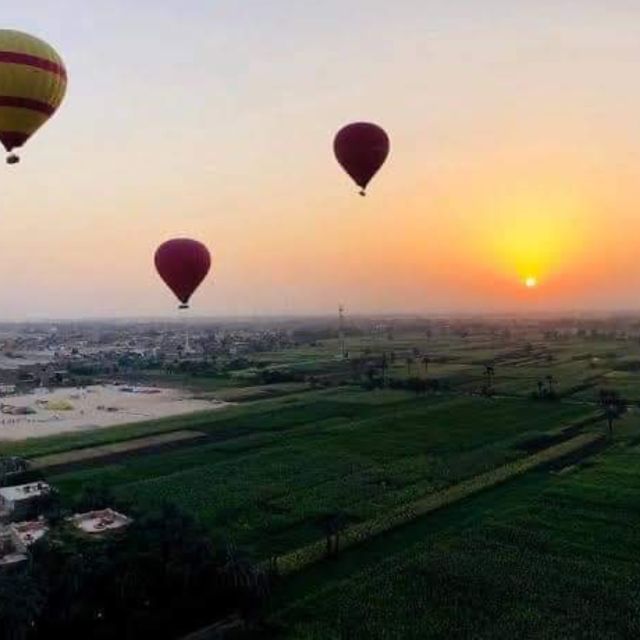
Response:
69,508,131,535
11,518,49,547
0,481,51,521
0,519,49,568
0,526,27,567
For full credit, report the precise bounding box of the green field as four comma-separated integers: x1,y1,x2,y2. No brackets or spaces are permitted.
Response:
273,443,640,638
5,329,640,637
47,389,592,558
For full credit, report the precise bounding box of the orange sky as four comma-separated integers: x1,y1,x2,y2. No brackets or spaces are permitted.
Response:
4,2,640,318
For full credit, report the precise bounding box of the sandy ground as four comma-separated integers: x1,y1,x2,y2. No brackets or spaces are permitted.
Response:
0,384,225,441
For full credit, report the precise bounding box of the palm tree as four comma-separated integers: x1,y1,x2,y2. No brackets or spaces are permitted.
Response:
406,357,414,377
599,389,627,437
484,365,495,388
536,380,544,398
221,545,267,593
545,374,555,396
422,356,431,376
317,512,347,557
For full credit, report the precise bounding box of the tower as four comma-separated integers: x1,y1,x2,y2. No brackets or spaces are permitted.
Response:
338,305,346,358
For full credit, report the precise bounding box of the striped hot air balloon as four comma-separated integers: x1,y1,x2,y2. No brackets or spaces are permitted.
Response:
0,30,67,164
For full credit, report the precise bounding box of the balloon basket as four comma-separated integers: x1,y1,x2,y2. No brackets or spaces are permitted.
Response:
6,154,19,165
178,304,189,310
359,189,366,197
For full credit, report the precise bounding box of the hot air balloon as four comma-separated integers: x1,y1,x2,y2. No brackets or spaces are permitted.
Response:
155,239,211,309
333,122,389,195
0,30,67,164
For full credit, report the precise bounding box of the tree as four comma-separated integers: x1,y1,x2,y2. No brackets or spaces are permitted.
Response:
407,377,427,395
0,456,28,486
220,545,269,623
0,569,44,640
380,353,388,385
316,512,347,557
422,356,431,376
484,364,495,388
599,389,627,437
406,357,414,377
545,374,556,397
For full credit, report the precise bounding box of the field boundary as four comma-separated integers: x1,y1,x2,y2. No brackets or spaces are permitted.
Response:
273,431,605,575
29,430,208,470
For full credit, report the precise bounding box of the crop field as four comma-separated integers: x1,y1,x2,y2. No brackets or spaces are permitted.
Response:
6,328,640,637
47,389,592,558
263,332,640,403
273,436,640,639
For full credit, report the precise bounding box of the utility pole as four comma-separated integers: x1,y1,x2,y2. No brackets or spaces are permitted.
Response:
338,305,346,358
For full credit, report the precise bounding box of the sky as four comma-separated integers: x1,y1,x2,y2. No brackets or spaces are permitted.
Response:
3,1,640,318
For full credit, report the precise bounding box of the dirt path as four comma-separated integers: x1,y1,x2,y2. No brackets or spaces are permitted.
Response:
29,430,207,471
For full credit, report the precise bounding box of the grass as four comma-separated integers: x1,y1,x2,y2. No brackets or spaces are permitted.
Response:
275,432,603,575
273,442,640,639
2,331,638,637
47,390,594,558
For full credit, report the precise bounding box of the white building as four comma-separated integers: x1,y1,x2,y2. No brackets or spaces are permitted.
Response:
69,508,132,535
0,481,51,520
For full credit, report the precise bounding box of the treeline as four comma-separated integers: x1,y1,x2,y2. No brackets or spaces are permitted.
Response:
0,491,269,640
363,376,445,394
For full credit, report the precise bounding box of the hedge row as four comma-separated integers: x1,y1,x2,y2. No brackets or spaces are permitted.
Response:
274,431,604,575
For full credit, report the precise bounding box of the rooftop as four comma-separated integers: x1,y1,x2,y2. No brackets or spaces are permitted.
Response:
0,481,51,503
0,528,26,566
10,518,48,547
69,508,132,535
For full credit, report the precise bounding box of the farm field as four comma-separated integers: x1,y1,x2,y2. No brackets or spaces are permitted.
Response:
47,388,594,558
4,328,640,637
273,440,640,639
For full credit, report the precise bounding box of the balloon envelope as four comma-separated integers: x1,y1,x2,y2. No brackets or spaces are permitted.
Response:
0,30,67,158
155,239,211,306
333,122,389,192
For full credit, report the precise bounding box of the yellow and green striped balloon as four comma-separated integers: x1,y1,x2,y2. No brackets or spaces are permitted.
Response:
0,30,67,164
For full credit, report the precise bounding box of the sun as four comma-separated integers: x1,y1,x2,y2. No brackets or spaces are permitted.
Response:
524,276,538,288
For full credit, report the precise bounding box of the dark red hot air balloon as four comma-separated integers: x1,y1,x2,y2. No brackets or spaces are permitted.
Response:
154,238,211,309
333,122,390,195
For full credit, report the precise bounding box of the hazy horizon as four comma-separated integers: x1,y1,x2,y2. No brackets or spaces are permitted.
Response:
5,2,640,317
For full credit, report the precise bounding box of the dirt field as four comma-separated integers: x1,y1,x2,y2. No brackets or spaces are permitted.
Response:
0,385,225,441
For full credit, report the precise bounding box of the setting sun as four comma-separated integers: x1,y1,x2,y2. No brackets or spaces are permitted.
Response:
525,277,538,288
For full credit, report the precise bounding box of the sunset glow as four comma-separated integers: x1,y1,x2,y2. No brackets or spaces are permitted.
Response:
2,2,640,317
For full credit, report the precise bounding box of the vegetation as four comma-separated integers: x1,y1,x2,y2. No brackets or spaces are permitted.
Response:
47,393,592,558
5,326,640,637
271,443,640,638
598,388,627,436
1,499,268,640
